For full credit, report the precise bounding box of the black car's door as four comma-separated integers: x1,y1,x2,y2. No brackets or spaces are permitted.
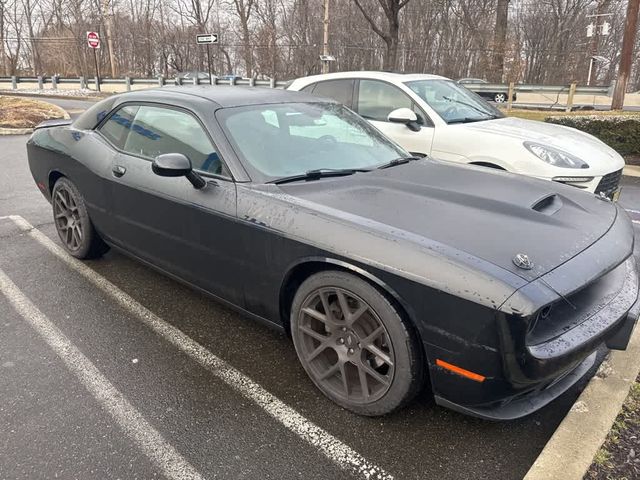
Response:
97,103,243,305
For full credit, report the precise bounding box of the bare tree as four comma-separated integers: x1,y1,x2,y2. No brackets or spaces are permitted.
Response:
490,0,509,82
228,0,255,76
351,0,412,70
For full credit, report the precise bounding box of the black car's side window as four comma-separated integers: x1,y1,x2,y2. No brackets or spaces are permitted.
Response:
98,105,139,149
121,105,227,177
311,79,355,108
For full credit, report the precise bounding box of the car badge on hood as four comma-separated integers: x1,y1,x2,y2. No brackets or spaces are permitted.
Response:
513,253,533,270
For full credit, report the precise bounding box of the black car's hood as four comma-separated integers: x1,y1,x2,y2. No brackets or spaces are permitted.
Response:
278,160,617,282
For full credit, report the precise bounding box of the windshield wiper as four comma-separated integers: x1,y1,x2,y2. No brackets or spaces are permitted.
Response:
443,95,499,120
447,117,493,125
377,156,422,169
270,168,370,185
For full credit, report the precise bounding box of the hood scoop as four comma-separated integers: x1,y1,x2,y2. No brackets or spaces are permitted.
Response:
531,194,563,216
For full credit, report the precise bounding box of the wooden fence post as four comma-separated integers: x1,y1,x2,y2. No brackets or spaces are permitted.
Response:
566,83,577,112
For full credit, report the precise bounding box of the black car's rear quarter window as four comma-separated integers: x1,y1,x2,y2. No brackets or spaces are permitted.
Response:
72,96,120,130
99,105,139,150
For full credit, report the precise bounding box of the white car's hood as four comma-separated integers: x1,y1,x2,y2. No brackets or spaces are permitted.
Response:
460,117,621,166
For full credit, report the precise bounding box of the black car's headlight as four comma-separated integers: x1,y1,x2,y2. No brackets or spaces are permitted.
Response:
524,141,589,169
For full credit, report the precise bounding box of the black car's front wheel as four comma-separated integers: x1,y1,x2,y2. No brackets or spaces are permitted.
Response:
52,177,109,259
291,271,423,416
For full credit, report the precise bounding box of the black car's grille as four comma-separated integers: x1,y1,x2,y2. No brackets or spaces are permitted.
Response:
595,169,623,198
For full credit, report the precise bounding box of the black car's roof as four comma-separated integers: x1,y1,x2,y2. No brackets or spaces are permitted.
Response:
119,86,332,109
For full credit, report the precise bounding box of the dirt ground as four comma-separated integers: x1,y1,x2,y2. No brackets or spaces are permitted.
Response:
585,379,640,479
0,96,67,128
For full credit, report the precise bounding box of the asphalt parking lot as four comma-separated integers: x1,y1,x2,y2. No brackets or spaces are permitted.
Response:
1,102,639,479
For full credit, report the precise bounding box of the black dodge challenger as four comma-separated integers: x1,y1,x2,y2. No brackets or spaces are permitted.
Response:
27,87,639,419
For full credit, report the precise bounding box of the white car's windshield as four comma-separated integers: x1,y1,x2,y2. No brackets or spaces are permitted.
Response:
219,102,410,182
405,79,504,125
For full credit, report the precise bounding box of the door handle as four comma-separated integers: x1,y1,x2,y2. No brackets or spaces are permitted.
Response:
112,165,127,178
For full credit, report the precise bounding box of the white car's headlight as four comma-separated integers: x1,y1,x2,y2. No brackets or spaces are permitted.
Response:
524,141,589,169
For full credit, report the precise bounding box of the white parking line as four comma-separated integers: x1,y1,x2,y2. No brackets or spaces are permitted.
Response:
634,220,640,225
0,267,205,480
626,208,640,214
7,215,393,480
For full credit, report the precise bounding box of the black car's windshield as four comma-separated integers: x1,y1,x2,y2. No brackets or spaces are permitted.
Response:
219,102,410,182
405,79,504,125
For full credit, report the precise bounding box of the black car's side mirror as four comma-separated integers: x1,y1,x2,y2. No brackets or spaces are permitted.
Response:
152,153,206,189
387,108,421,132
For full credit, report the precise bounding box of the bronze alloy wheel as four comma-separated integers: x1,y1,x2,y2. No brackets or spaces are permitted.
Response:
53,183,84,252
51,177,109,259
296,286,395,404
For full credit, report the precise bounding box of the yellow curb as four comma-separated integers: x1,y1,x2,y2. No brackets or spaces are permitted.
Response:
624,165,640,178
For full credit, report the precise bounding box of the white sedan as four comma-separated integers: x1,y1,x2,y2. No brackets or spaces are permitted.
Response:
287,71,625,198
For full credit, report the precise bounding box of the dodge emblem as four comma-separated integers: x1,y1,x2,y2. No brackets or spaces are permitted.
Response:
513,253,533,270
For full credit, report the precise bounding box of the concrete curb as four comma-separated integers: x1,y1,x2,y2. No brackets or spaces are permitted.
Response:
0,98,70,135
524,322,640,480
0,127,34,135
624,165,640,178
0,90,105,101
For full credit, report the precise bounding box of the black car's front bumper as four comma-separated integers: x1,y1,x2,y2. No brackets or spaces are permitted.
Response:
434,351,597,421
428,250,639,421
434,295,639,420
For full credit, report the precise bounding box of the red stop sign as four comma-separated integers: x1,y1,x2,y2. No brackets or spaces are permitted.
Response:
86,31,100,49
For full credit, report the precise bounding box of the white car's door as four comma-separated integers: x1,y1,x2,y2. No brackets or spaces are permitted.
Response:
355,79,434,156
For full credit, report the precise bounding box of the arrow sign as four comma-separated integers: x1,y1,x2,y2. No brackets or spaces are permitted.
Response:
196,33,218,45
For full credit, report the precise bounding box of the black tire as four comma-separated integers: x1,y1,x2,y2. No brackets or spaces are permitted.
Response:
290,270,423,416
494,93,507,103
52,177,109,259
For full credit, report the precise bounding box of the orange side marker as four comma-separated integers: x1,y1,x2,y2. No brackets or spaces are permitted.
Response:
436,359,486,383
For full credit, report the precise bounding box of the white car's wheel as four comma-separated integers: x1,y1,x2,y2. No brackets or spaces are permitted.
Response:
494,93,507,103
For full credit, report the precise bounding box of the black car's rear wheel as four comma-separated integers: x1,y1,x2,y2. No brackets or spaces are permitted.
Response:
291,271,423,416
52,178,109,259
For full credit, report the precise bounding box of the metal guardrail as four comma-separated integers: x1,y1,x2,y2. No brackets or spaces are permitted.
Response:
0,75,289,91
462,82,616,112
463,82,613,97
0,75,615,111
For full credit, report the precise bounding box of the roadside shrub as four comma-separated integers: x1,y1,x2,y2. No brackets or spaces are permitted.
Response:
545,115,640,157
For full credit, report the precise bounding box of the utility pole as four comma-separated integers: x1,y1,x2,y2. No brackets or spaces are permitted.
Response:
321,0,330,74
587,1,603,85
586,1,612,86
101,0,117,78
612,0,640,110
490,0,510,83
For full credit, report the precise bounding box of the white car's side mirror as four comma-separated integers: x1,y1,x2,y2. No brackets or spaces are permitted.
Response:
387,108,420,132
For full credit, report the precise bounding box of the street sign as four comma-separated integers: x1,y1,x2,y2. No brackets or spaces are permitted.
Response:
87,31,100,49
196,33,218,45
